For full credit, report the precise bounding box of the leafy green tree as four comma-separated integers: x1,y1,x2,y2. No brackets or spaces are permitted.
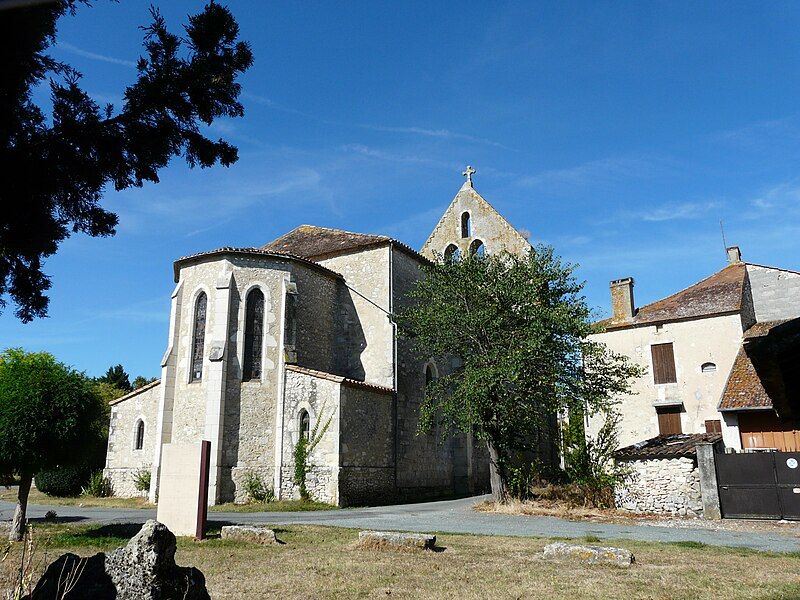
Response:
395,248,641,503
98,364,132,393
133,375,158,390
0,349,106,540
1,0,253,321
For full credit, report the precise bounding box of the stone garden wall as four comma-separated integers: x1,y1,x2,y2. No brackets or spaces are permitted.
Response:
616,456,703,517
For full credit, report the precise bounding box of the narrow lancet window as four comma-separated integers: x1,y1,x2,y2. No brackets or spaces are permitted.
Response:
300,409,310,441
191,292,207,381
243,288,265,380
461,212,471,238
135,420,145,450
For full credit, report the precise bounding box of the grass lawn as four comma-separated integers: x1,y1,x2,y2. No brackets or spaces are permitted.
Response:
2,523,799,599
0,487,152,509
209,499,336,512
1,487,334,512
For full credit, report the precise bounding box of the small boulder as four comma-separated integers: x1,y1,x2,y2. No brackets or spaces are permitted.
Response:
220,525,277,544
542,542,635,567
24,520,210,599
358,530,436,551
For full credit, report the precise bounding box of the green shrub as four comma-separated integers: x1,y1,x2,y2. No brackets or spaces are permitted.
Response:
134,468,151,492
82,471,113,498
243,471,273,503
35,464,92,497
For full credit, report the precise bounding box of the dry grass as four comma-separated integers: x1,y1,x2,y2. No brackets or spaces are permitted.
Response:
2,523,800,599
474,498,650,523
0,487,153,509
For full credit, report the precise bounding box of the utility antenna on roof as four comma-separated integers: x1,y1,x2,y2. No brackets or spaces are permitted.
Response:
720,219,728,257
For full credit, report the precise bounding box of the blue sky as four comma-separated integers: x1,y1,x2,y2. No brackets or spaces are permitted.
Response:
4,1,800,379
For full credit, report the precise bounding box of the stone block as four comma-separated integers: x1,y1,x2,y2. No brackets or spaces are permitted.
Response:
24,520,209,599
221,525,277,545
357,530,436,550
542,542,634,567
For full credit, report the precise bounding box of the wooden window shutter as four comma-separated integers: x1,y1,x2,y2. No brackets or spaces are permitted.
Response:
705,419,722,434
657,406,682,435
651,342,677,384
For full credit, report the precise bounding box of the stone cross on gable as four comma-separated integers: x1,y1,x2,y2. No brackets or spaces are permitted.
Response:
462,165,476,186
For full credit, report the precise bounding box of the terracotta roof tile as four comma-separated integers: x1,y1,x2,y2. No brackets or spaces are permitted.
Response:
173,246,343,282
718,346,773,411
263,225,432,265
601,263,747,330
615,433,722,460
109,379,161,406
285,364,394,395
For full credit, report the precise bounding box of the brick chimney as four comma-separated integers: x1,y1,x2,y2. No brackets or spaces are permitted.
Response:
610,277,635,320
726,246,742,264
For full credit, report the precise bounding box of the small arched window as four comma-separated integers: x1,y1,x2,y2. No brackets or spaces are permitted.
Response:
461,212,471,238
425,363,436,386
299,409,310,441
243,288,265,381
135,420,145,450
469,239,485,257
444,244,460,261
701,362,717,373
190,292,207,382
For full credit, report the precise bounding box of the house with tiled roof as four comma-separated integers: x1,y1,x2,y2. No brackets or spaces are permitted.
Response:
104,170,531,506
588,246,800,452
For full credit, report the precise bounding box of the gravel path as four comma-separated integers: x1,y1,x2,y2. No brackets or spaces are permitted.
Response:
2,495,799,553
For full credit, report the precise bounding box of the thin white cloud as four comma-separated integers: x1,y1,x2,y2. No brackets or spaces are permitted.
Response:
340,143,450,167
636,201,721,222
243,92,507,148
57,42,137,68
518,156,666,191
359,124,510,149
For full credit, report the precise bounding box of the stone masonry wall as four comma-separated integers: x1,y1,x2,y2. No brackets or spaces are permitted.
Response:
421,183,531,260
280,370,341,504
616,457,703,517
219,261,285,503
392,249,468,498
318,246,393,388
105,382,161,498
339,384,395,506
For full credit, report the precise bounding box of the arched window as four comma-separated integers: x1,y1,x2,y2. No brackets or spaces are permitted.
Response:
243,288,265,381
284,288,298,363
190,292,207,382
469,239,485,257
135,420,145,450
299,409,310,441
444,244,460,261
461,212,471,238
425,363,435,386
701,362,717,373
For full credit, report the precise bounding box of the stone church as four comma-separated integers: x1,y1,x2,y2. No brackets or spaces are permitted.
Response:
104,170,531,506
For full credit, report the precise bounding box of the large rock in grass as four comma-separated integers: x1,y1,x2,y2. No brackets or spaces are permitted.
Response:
24,520,210,599
221,525,277,544
358,530,436,550
542,542,634,567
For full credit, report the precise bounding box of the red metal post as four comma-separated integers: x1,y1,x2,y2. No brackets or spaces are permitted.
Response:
196,440,211,540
